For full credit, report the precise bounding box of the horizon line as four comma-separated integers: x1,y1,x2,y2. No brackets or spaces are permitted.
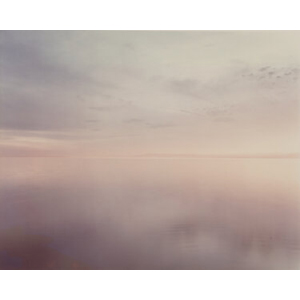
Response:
1,152,299,159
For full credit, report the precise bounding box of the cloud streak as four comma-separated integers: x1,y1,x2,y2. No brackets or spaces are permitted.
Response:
1,31,299,156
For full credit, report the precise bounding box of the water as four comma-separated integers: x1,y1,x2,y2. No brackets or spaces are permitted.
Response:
0,158,299,269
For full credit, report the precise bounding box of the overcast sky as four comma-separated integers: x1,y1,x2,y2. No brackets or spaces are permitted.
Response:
0,31,299,156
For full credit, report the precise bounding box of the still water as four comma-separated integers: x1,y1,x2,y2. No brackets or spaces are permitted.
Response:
0,158,300,269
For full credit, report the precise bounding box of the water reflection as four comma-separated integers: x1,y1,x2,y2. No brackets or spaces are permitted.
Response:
0,158,299,269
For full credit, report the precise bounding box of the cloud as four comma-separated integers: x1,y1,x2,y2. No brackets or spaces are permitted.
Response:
123,118,145,124
88,106,114,112
0,32,107,90
213,117,235,123
0,31,121,134
146,123,175,129
1,31,299,155
123,118,175,129
169,79,202,100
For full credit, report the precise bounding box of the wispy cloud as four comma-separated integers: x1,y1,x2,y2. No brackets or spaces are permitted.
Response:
1,31,299,156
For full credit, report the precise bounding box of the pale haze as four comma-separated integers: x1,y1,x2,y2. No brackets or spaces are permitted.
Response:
0,31,300,270
1,31,299,157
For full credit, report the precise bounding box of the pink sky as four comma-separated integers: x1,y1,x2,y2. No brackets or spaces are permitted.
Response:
1,31,299,157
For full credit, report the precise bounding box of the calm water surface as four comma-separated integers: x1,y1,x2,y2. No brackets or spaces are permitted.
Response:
0,158,300,269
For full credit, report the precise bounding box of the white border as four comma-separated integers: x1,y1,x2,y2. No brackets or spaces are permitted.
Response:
0,0,300,29
1,1,300,300
1,271,300,300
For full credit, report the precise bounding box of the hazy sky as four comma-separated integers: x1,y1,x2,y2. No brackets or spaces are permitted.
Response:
0,31,299,156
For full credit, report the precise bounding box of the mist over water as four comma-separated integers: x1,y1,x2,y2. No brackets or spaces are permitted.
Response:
0,158,300,269
1,31,299,271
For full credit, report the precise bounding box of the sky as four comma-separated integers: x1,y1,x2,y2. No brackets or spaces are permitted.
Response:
0,31,299,157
